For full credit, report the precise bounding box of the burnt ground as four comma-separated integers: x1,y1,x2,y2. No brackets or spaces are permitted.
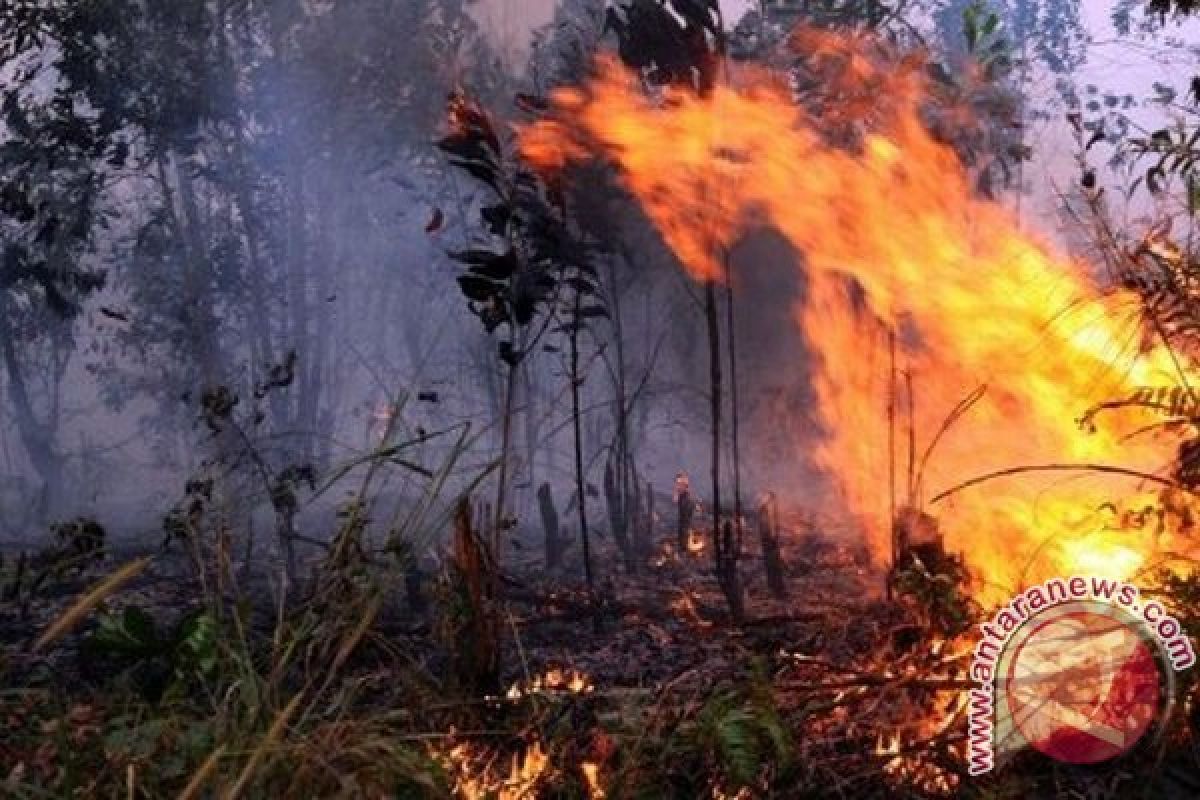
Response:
3,512,1200,798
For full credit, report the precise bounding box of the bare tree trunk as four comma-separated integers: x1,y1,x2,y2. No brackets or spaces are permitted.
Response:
522,357,540,527
570,304,594,592
706,281,744,622
0,313,64,521
217,0,274,384
167,154,224,387
607,252,635,567
706,281,721,543
629,467,643,556
603,458,631,561
493,362,518,561
723,251,745,601
537,482,562,570
644,479,655,551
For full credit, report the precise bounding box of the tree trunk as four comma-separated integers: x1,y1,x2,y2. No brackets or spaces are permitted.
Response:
723,252,744,570
569,308,594,592
629,467,643,556
522,357,541,527
492,361,518,562
537,482,562,570
447,498,500,694
705,281,744,622
0,313,64,521
676,481,694,552
644,480,655,551
758,492,787,599
603,457,632,562
606,251,636,568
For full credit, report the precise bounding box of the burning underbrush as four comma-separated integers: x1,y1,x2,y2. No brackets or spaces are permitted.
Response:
5,491,1200,798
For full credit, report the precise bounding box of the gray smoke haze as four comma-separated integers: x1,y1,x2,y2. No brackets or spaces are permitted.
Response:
1,0,1198,566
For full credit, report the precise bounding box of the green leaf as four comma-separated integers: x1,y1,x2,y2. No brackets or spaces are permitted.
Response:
90,606,161,657
174,611,218,677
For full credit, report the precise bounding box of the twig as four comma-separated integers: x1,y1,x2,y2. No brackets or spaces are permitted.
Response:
930,463,1180,505
912,384,987,507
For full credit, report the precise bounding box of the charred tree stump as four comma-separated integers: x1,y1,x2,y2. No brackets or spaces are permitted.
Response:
888,507,974,635
890,507,947,576
537,483,563,569
758,492,788,599
717,519,746,622
445,498,501,694
674,473,695,553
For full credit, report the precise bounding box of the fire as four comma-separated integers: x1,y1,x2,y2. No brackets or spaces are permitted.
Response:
519,32,1196,602
874,732,901,757
581,761,605,798
506,667,594,700
669,589,713,628
445,739,550,800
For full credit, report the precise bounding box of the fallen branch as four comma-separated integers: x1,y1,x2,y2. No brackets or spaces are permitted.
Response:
779,676,974,692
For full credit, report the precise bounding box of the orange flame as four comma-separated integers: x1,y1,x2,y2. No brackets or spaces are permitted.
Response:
519,34,1196,601
447,739,550,800
506,668,594,700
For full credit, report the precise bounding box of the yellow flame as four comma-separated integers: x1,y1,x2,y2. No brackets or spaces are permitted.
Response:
581,761,605,799
506,668,594,700
448,740,550,800
519,32,1196,602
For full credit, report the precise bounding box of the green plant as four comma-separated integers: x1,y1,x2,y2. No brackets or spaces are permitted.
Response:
83,607,218,701
680,685,790,791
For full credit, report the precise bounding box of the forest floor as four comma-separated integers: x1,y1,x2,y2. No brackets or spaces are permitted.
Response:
3,512,1200,798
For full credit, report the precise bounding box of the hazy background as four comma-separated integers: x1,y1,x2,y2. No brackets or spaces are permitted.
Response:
2,0,1198,561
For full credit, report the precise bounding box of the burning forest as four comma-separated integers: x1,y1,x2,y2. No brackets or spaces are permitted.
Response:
5,0,1200,798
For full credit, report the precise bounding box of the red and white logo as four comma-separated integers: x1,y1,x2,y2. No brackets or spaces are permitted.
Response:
966,578,1193,776
1002,606,1161,764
